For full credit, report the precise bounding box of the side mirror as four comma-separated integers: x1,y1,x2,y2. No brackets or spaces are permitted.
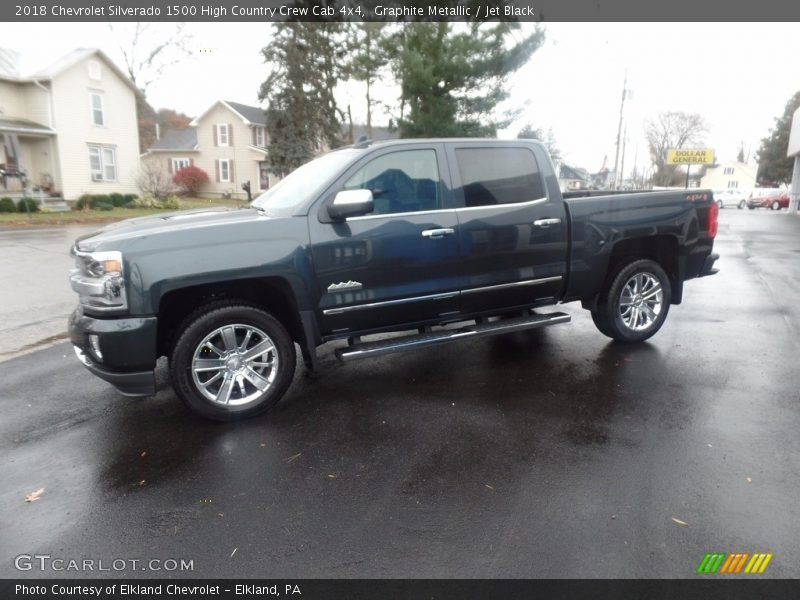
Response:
328,189,374,220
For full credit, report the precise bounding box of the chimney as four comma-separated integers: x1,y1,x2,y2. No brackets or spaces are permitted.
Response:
0,49,21,77
155,123,160,140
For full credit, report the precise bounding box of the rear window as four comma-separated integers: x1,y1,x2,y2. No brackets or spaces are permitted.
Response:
455,147,545,207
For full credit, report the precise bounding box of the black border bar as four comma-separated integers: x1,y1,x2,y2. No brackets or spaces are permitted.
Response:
2,0,800,22
3,579,800,600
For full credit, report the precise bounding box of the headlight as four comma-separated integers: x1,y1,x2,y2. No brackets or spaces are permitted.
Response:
70,249,128,313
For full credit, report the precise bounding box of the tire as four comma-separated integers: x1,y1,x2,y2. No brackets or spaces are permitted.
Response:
738,200,745,209
748,205,755,210
169,302,296,421
772,201,781,211
590,259,671,343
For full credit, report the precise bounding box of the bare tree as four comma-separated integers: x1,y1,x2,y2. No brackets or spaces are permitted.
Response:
110,23,193,94
110,23,194,151
644,111,708,187
136,162,174,201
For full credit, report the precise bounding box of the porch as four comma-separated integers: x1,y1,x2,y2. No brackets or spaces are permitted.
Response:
1,118,65,210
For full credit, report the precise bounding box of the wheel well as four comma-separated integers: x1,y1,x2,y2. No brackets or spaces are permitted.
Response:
156,278,304,357
608,235,682,304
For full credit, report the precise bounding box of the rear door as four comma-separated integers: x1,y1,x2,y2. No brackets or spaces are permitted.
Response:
447,143,568,314
309,143,462,335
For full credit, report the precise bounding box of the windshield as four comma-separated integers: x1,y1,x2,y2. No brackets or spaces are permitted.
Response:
252,149,362,212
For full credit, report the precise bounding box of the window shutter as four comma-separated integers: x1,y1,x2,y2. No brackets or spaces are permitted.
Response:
168,159,173,174
215,160,220,182
229,160,234,183
228,124,234,145
252,127,256,146
213,125,218,146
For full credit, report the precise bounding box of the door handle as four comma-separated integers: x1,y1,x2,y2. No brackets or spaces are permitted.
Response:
533,218,562,227
422,228,455,238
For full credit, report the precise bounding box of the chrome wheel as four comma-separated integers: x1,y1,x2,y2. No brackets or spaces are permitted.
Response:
191,324,278,406
619,272,663,331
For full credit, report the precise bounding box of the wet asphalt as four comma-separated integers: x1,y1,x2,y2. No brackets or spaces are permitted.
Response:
0,210,799,579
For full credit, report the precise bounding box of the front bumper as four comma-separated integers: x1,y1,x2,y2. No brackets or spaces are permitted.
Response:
68,307,158,397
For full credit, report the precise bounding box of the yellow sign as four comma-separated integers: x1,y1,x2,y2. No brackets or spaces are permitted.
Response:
667,148,715,165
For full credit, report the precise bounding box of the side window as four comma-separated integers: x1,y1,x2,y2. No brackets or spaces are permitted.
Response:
455,147,544,207
343,149,441,216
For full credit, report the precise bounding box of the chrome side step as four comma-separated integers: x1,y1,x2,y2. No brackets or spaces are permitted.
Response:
335,312,571,362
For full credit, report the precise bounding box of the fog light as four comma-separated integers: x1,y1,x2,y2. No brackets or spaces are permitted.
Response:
88,334,103,361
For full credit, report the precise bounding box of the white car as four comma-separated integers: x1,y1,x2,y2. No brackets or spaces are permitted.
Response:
713,189,747,209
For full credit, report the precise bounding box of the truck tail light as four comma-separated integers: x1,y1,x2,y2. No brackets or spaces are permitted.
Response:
708,202,719,238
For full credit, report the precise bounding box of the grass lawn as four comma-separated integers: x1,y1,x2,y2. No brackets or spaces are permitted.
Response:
0,197,246,227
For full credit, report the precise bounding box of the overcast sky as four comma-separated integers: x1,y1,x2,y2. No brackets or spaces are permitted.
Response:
3,22,799,174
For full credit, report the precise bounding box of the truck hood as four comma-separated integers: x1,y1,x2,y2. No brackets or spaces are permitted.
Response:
74,207,267,251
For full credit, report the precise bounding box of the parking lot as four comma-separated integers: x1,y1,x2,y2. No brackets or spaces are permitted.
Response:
1,210,799,578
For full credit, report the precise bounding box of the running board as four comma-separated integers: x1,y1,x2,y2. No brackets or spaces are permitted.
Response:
335,312,571,362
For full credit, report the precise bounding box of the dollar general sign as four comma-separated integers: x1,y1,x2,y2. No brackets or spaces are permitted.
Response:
666,148,715,165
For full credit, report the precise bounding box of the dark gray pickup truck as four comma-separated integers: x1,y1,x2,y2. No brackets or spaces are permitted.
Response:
69,139,719,420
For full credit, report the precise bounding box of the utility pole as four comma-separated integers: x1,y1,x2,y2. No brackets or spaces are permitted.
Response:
612,69,628,190
619,124,628,190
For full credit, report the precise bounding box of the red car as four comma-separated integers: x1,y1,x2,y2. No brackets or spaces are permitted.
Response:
747,190,790,210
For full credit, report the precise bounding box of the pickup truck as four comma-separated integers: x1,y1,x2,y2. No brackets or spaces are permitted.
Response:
69,139,719,420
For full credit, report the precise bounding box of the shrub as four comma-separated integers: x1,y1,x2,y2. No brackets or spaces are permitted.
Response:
160,195,181,210
122,193,138,206
93,201,114,211
17,198,39,213
0,197,15,212
109,193,127,207
172,165,209,196
75,194,94,211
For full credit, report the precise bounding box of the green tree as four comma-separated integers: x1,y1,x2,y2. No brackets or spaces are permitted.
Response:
348,23,390,140
517,123,561,163
259,23,346,176
389,23,544,138
644,111,708,187
757,90,800,184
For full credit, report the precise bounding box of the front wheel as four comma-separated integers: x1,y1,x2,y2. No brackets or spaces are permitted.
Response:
590,259,671,343
169,302,296,421
772,201,781,211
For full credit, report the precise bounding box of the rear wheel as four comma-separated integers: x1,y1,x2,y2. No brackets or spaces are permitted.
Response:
590,259,671,343
169,302,296,421
772,200,781,211
738,200,745,209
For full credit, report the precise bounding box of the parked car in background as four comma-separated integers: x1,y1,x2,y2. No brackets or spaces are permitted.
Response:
713,189,747,209
747,189,790,210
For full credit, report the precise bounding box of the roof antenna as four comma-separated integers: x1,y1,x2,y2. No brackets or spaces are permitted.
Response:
353,135,371,149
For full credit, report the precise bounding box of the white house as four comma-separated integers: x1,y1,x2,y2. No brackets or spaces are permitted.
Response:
0,48,141,202
142,100,273,200
700,160,757,192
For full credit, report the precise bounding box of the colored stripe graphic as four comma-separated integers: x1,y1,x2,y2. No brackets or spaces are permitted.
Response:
696,553,726,573
697,552,773,574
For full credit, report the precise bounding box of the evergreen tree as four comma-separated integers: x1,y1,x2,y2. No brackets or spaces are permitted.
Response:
259,23,346,176
388,23,544,138
757,90,800,184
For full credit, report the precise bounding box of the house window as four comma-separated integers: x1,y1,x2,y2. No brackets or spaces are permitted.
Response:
88,145,117,182
88,60,102,80
172,158,191,172
90,93,104,126
723,167,734,175
727,181,738,188
255,127,266,147
219,159,231,182
217,124,229,146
